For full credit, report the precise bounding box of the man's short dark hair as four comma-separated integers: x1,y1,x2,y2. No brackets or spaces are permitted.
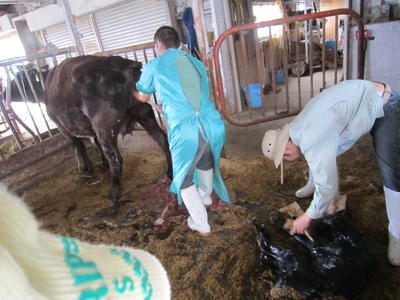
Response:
154,26,180,49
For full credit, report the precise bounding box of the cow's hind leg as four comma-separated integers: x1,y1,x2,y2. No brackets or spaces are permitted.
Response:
136,103,172,179
94,136,109,168
56,124,94,173
92,114,122,202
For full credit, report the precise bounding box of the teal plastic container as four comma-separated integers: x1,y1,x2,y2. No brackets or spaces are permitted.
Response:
275,70,285,85
243,84,262,108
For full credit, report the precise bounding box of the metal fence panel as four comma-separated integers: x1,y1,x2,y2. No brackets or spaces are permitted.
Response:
213,9,366,126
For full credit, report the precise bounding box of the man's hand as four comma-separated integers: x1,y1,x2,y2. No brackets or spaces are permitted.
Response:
132,90,150,103
290,213,312,235
180,43,191,54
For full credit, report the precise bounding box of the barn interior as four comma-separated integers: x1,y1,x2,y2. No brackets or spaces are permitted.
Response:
1,0,400,299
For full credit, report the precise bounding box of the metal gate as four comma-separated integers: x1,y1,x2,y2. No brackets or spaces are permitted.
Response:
212,9,366,126
0,41,160,162
0,47,75,159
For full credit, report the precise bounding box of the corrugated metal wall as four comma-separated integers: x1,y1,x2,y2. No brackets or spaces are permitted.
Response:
76,14,99,53
42,0,170,54
95,0,169,51
43,22,71,49
43,13,99,54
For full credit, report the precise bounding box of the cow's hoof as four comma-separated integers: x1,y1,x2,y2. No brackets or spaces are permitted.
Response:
108,190,120,202
82,166,94,175
101,160,109,168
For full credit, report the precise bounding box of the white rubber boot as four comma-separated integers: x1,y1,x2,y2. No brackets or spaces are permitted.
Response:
295,171,315,198
197,168,213,206
388,232,400,266
181,185,210,234
384,186,400,266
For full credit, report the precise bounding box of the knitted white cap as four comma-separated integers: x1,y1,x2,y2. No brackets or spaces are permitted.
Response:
0,185,171,300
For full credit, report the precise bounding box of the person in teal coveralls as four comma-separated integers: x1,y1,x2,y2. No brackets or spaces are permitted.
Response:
133,26,230,234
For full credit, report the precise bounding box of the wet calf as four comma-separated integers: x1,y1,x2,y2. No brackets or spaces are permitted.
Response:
253,211,375,298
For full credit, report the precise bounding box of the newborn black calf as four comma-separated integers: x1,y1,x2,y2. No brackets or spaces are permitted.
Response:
253,211,375,298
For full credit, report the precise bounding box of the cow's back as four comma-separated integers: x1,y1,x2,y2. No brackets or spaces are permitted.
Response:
45,56,100,111
44,55,142,135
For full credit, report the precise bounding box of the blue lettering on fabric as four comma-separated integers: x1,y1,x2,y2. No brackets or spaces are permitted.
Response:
59,236,108,299
79,285,108,300
113,277,135,294
110,248,153,299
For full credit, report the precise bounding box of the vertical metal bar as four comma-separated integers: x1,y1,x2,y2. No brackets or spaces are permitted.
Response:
89,13,104,53
8,66,42,140
22,64,53,137
322,18,326,90
4,69,21,134
192,0,209,64
269,26,277,114
260,41,268,117
245,87,253,117
239,31,253,118
309,19,314,98
295,22,301,110
51,55,58,66
0,97,24,150
343,16,349,80
283,24,289,113
254,29,265,116
143,49,148,64
33,59,45,90
227,35,241,120
134,51,138,62
58,0,84,55
334,15,338,84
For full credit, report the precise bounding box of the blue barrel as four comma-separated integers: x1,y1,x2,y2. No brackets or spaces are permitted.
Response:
325,40,336,51
275,70,285,85
243,84,262,108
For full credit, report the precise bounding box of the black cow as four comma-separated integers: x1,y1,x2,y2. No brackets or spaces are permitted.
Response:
44,55,172,201
253,211,375,298
3,65,48,103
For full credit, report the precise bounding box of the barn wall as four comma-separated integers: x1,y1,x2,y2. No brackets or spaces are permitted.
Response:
349,20,400,87
41,0,170,54
320,0,345,40
22,0,123,31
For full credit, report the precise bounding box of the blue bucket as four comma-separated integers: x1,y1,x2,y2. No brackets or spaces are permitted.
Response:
275,70,285,85
325,40,336,51
243,83,262,108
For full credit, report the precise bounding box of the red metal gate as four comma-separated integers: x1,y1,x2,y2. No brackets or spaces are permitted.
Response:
212,9,366,126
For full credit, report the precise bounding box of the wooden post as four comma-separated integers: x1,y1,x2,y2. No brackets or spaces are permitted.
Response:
191,0,209,63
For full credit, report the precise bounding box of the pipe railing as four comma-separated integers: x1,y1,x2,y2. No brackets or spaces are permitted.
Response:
213,9,365,126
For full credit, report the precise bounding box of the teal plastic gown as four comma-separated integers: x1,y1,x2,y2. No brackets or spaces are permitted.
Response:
136,47,230,205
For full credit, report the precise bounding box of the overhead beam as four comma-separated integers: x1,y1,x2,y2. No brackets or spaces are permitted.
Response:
0,0,54,4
